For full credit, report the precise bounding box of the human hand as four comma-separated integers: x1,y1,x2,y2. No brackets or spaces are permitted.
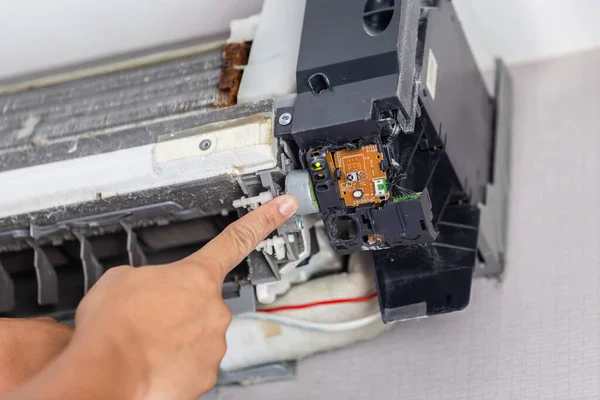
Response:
0,318,72,397
69,194,299,400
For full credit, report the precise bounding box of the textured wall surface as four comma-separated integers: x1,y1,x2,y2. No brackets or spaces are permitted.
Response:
212,48,600,400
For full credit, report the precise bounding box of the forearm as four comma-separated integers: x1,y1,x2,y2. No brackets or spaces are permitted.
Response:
0,319,73,397
4,332,147,400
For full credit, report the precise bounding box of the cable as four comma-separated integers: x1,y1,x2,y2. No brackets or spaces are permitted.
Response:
236,312,382,333
258,293,378,313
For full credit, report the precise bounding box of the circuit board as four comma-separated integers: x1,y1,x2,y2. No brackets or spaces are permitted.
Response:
326,144,389,207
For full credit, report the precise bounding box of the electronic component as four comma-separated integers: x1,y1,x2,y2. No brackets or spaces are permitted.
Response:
346,172,359,182
366,234,384,245
326,144,389,207
373,179,388,197
310,161,324,171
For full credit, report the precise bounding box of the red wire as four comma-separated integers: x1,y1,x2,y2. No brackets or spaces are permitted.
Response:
258,293,378,313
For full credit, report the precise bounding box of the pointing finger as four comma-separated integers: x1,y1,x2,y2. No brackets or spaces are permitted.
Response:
182,195,298,281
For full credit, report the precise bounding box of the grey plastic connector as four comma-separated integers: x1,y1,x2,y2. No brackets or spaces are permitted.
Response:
285,170,320,215
0,260,15,313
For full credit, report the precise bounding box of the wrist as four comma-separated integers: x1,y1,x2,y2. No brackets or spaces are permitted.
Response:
4,328,149,400
61,329,149,400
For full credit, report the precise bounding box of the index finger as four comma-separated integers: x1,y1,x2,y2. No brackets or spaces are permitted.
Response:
182,195,299,280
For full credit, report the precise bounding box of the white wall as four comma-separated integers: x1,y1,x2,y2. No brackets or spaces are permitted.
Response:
0,0,599,79
455,0,600,70
0,0,263,79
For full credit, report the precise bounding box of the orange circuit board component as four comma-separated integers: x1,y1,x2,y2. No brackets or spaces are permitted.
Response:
326,144,390,207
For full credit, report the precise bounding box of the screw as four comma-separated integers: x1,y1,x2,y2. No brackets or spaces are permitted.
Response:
199,139,211,151
295,216,304,230
278,112,292,126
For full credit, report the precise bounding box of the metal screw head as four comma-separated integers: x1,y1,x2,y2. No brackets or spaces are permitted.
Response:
278,112,292,126
199,139,212,151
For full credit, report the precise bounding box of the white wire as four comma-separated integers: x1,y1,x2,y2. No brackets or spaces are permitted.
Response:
236,312,382,333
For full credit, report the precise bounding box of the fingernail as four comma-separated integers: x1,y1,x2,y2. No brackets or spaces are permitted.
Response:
278,195,299,217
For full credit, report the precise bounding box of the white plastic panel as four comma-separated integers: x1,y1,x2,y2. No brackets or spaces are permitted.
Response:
237,0,307,103
0,117,276,219
227,14,261,44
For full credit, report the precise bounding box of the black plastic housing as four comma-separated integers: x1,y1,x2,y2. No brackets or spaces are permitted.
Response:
290,0,496,321
291,0,421,148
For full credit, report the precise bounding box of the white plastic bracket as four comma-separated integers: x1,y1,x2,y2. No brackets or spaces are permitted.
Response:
232,192,274,210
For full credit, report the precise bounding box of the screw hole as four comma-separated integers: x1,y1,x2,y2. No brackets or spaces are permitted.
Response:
308,73,330,95
331,216,358,241
363,0,395,36
314,173,326,182
316,183,329,192
199,139,212,151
